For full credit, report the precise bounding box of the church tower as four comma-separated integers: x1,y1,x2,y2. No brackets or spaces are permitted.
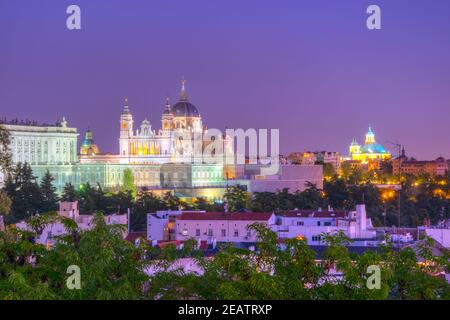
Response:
119,98,134,156
365,125,376,144
349,138,361,156
161,97,174,131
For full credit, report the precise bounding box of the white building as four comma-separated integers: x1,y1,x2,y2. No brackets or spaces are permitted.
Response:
421,220,450,248
0,118,78,166
15,202,128,246
175,212,277,243
147,210,206,242
231,164,323,193
275,205,376,244
0,118,78,189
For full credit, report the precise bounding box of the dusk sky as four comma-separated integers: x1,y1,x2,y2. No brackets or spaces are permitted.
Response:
1,0,449,159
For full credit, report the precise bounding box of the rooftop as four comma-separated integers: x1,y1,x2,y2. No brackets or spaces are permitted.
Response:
177,212,274,221
282,210,348,218
0,118,64,128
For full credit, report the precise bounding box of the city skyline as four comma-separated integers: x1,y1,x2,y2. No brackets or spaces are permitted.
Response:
1,0,450,159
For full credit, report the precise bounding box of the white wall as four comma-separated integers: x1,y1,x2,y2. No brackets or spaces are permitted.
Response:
147,215,169,241
425,228,450,248
175,215,276,243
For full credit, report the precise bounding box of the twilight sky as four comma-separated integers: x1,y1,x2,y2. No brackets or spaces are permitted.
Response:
1,0,449,159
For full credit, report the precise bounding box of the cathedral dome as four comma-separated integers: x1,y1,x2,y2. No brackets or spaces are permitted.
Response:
171,80,200,118
360,142,388,154
80,129,100,156
172,101,200,118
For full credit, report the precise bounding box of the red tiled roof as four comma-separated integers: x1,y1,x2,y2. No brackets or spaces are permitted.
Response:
282,210,348,218
177,212,274,221
125,232,147,243
157,240,184,249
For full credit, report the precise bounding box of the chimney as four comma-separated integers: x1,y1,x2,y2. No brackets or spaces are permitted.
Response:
356,204,367,231
127,208,131,233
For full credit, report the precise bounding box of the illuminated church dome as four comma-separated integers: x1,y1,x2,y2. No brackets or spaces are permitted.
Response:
349,126,391,165
80,129,100,156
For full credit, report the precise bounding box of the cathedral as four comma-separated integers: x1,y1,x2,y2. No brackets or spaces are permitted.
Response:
349,126,391,164
80,80,232,165
118,80,205,163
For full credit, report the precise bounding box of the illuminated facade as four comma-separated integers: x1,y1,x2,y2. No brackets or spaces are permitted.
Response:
1,81,230,192
0,118,78,166
348,126,391,165
392,148,448,176
80,129,100,156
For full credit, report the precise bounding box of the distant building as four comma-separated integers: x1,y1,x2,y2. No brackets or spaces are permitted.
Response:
288,151,341,171
0,117,78,166
348,126,391,167
392,148,448,176
15,202,128,247
275,205,376,244
147,210,206,242
175,212,277,243
231,164,323,193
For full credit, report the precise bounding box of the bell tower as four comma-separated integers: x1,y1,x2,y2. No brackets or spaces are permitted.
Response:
119,97,133,156
161,97,174,131
365,125,376,144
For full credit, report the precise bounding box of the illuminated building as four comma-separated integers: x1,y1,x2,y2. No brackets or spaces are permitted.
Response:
0,82,231,192
348,126,391,166
0,117,78,165
80,129,100,156
392,147,448,176
287,151,341,170
1,81,323,197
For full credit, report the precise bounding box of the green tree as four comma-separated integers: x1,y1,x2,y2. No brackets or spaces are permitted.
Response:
324,177,352,209
121,168,137,198
40,170,58,213
251,192,279,212
0,213,149,299
4,163,42,223
0,191,12,216
61,183,77,202
0,125,12,174
224,185,249,212
131,191,166,231
163,191,181,210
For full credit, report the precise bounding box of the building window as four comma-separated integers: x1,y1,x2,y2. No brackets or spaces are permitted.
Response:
324,222,332,226
195,229,200,237
221,229,226,237
234,230,239,237
207,229,213,237
317,221,321,226
246,230,251,238
296,221,304,226
312,235,322,242
182,229,188,236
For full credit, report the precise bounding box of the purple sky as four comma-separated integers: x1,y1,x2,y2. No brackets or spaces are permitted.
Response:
1,0,449,159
